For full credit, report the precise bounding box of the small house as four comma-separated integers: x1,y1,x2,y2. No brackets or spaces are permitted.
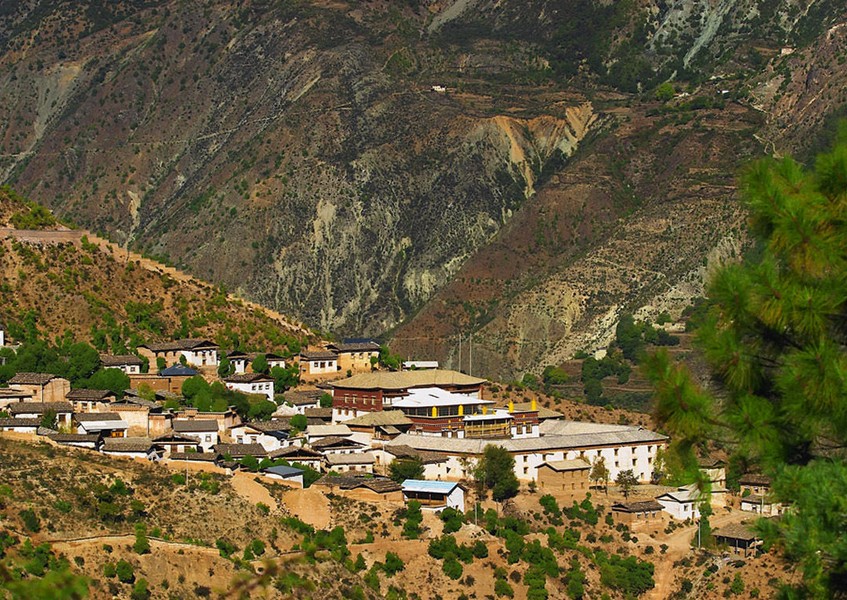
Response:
312,475,403,502
8,373,71,403
173,419,219,452
281,390,323,414
401,480,465,512
100,354,145,374
227,350,251,374
74,413,129,438
326,341,380,374
47,433,102,450
739,474,771,496
656,484,708,520
102,437,161,461
9,402,74,428
306,424,352,444
152,433,202,455
0,418,41,434
138,339,219,370
262,465,304,487
741,494,784,516
323,451,375,474
311,436,367,455
223,372,275,402
265,353,287,370
611,500,666,525
65,389,116,413
268,445,323,470
229,421,290,452
0,388,34,410
299,350,339,381
213,443,268,460
713,522,762,556
536,459,591,495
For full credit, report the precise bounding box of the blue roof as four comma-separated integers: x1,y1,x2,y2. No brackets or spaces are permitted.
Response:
159,364,199,377
264,465,304,478
401,479,460,494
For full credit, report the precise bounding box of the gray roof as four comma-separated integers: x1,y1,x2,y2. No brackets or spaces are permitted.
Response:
213,443,267,458
263,465,304,478
327,342,380,353
66,389,114,401
48,433,101,443
313,475,400,493
611,500,665,513
9,402,73,414
284,391,322,406
173,419,219,433
714,523,759,542
169,452,218,462
8,372,62,385
324,452,375,466
344,410,413,427
74,412,123,422
269,446,322,459
224,372,274,384
0,418,41,427
300,350,339,360
311,436,366,450
329,369,485,391
103,437,154,452
541,459,591,472
143,339,218,352
100,354,144,366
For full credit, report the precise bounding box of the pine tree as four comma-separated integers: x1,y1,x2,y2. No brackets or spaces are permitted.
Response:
644,135,847,598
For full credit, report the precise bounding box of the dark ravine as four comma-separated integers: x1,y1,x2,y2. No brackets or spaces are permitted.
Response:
1,0,845,377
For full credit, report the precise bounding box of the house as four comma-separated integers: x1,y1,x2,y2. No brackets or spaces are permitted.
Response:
65,389,116,413
129,366,197,395
323,452,375,474
330,369,486,422
311,436,368,455
299,350,340,381
268,446,323,470
381,445,448,476
0,388,34,410
167,452,219,466
175,407,241,432
265,353,287,370
213,443,268,460
173,419,219,452
47,433,102,450
224,372,275,402
152,433,202,455
713,523,762,556
343,410,413,445
229,421,290,452
698,458,727,488
110,399,162,437
75,413,129,438
741,494,785,516
281,390,323,414
326,341,380,375
739,474,771,496
655,483,726,520
306,424,352,444
102,437,162,461
9,402,74,428
261,465,304,487
100,354,145,374
312,475,403,502
304,407,333,426
402,361,439,370
611,500,666,525
0,323,4,347
536,459,591,495
8,373,71,403
138,339,219,370
227,350,251,374
401,480,465,512
0,418,41,433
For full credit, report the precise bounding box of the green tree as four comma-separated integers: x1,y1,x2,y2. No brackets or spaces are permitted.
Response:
133,523,150,555
271,365,300,391
251,354,269,374
39,408,58,430
474,445,519,502
289,414,307,432
78,368,130,397
654,82,675,102
615,469,638,499
643,136,847,598
217,356,234,378
115,559,135,584
319,392,333,408
388,458,425,483
589,457,610,494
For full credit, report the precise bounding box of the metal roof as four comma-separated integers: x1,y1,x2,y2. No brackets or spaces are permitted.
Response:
329,369,486,391
401,480,460,495
263,465,304,477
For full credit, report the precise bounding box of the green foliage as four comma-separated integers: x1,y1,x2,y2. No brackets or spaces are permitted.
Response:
565,558,587,599
654,82,675,102
439,507,466,534
378,345,403,371
240,455,259,472
615,469,638,499
644,137,847,598
274,572,314,594
541,365,569,385
217,356,234,377
215,538,237,559
319,392,333,408
382,552,404,576
474,445,519,502
251,354,269,374
133,523,150,555
40,409,58,430
77,368,130,397
596,551,654,596
389,458,425,484
130,578,151,600
271,365,300,391
289,414,307,432
125,301,165,335
401,501,423,539
494,577,515,598
19,509,40,533
115,559,135,584
442,554,463,580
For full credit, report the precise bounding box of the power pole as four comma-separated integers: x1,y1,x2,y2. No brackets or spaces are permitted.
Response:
469,334,473,377
458,335,462,373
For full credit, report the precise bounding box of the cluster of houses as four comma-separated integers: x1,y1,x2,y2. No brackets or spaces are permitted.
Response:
0,329,780,523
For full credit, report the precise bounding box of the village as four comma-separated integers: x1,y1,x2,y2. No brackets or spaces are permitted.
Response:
0,321,780,565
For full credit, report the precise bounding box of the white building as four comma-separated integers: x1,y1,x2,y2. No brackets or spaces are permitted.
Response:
229,421,290,452
74,413,129,438
224,373,275,402
299,350,339,379
173,419,219,452
0,323,5,347
655,483,726,520
324,452,375,473
262,465,304,487
401,480,465,512
227,351,251,374
99,354,144,374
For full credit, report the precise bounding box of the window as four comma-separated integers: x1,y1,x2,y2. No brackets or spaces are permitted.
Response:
205,435,211,442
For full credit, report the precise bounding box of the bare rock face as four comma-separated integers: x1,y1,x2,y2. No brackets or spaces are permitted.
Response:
1,1,845,378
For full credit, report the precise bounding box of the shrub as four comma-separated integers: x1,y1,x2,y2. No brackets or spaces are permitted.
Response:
103,563,116,578
472,540,489,559
133,523,150,555
19,509,41,533
130,578,151,600
382,552,404,576
443,554,463,580
116,559,135,584
495,577,515,598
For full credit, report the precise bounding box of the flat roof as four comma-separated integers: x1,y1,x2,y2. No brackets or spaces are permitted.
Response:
392,387,492,409
329,369,486,391
401,480,460,495
263,465,304,477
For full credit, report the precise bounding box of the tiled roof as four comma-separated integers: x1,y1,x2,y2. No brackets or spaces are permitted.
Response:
283,391,322,406
213,443,267,458
173,419,218,433
542,459,591,472
313,475,400,493
66,389,114,401
236,420,291,434
74,412,123,422
8,372,61,385
48,433,101,443
100,354,144,366
327,342,380,353
144,339,218,352
384,445,447,465
324,452,375,465
158,365,199,377
224,372,274,383
263,465,304,478
739,474,771,486
0,418,41,427
303,407,332,419
307,424,351,437
9,402,73,414
713,523,759,542
329,369,485,391
507,402,564,420
611,500,665,513
300,350,339,360
269,446,322,459
311,436,365,449
169,452,218,462
344,410,413,427
102,437,154,452
0,389,33,398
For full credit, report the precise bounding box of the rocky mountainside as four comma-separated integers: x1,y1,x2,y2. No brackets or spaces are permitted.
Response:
1,0,845,377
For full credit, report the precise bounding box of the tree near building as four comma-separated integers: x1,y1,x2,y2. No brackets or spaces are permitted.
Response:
474,445,519,502
251,354,269,374
217,356,234,378
643,137,847,598
389,457,425,483
615,470,638,499
589,457,610,494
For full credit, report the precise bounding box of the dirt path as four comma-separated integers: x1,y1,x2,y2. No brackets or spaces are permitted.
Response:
281,487,330,529
644,511,748,599
50,533,222,558
230,472,279,511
